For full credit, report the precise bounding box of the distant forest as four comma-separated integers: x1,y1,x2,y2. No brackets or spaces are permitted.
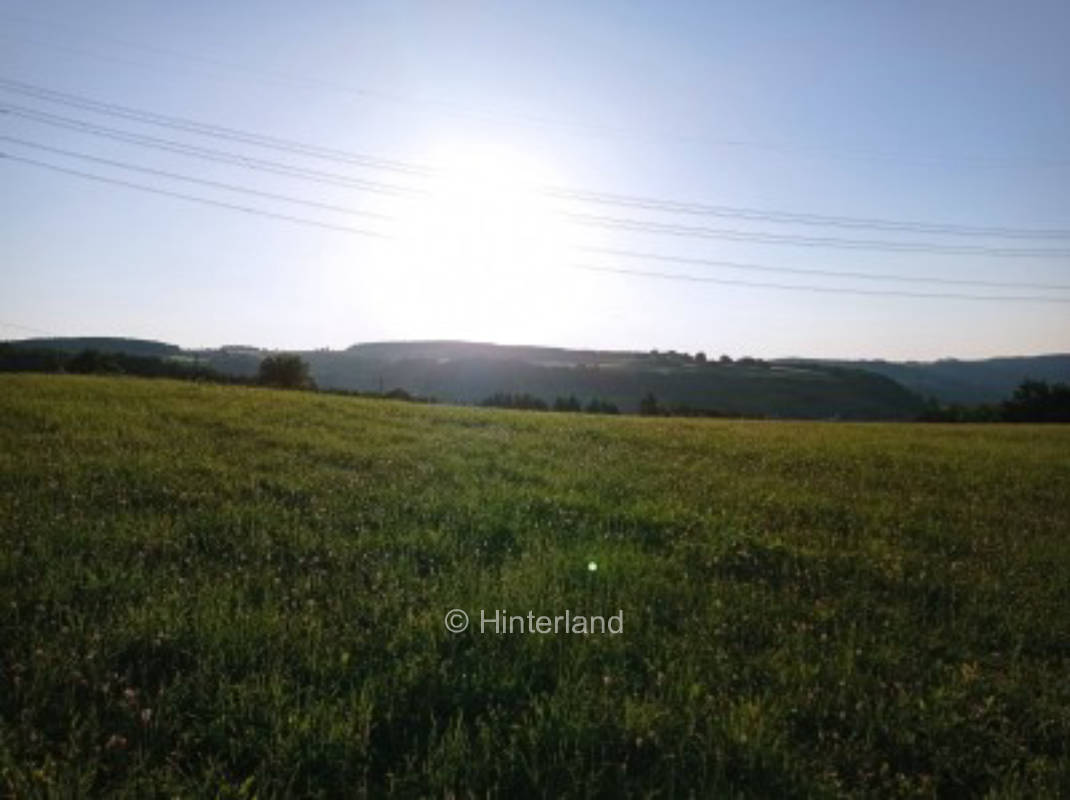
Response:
3,344,1067,422
918,380,1070,423
0,344,227,382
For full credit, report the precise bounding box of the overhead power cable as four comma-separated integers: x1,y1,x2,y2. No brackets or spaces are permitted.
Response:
4,78,1070,240
0,76,433,176
571,265,1070,304
5,152,1070,304
6,136,1069,292
1,104,424,196
577,246,1070,291
562,212,1070,259
0,136,394,220
0,153,392,239
7,106,1069,258
540,186,1070,240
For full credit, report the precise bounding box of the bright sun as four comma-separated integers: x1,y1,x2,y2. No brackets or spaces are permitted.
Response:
387,141,586,342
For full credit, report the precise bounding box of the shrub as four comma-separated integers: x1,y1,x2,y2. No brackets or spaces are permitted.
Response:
1001,379,1070,422
257,354,315,390
585,398,619,415
553,395,582,412
639,392,661,416
481,392,549,411
67,349,122,374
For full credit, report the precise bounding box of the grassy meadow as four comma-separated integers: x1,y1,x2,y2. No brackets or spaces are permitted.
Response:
1,374,1068,797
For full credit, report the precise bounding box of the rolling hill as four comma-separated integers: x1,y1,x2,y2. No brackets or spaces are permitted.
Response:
791,354,1070,404
9,337,1070,417
5,338,924,419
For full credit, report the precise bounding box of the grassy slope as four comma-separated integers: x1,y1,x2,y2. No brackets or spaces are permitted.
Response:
300,353,926,418
1,375,1068,797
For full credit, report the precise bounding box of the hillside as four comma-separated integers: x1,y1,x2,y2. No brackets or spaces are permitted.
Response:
14,333,1070,414
14,337,1070,416
7,337,928,419
797,355,1070,404
1,375,1068,796
9,337,181,358
301,347,924,419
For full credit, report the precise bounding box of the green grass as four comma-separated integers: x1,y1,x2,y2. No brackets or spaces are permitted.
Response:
1,374,1068,798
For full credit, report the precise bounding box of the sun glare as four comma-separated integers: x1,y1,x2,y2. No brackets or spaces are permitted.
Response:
389,142,581,342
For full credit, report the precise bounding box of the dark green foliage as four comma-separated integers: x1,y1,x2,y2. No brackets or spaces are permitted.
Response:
917,400,1002,422
67,349,124,374
664,403,740,418
637,392,744,419
796,354,1070,405
0,345,225,382
0,344,66,373
639,392,661,416
480,392,549,411
584,398,619,415
482,393,619,415
919,380,1070,423
552,395,582,412
17,339,1070,415
5,337,181,358
321,386,434,405
1,375,1069,796
257,354,315,390
19,339,933,419
1002,379,1070,422
302,346,921,418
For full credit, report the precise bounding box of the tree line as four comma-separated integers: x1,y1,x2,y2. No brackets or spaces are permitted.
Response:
479,391,750,418
0,344,228,382
918,379,1070,423
0,347,434,403
480,392,620,414
5,346,1068,422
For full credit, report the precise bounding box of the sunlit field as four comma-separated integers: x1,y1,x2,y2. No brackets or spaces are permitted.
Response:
2,375,1068,797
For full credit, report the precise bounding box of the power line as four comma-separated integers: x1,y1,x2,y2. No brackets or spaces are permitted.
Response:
2,20,1068,170
0,136,394,221
5,152,1070,304
0,76,433,177
562,212,1070,259
540,186,1070,240
572,264,1070,304
0,153,393,239
578,246,1070,291
7,137,1068,292
1,104,424,196
5,78,1070,240
8,106,1070,258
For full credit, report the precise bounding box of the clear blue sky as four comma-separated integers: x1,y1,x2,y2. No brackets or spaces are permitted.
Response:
2,0,1068,359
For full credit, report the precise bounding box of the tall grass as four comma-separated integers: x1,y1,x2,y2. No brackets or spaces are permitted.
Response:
1,375,1068,797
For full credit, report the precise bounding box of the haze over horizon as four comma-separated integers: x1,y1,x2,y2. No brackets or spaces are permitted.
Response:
3,1,1069,360
9,333,1070,368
